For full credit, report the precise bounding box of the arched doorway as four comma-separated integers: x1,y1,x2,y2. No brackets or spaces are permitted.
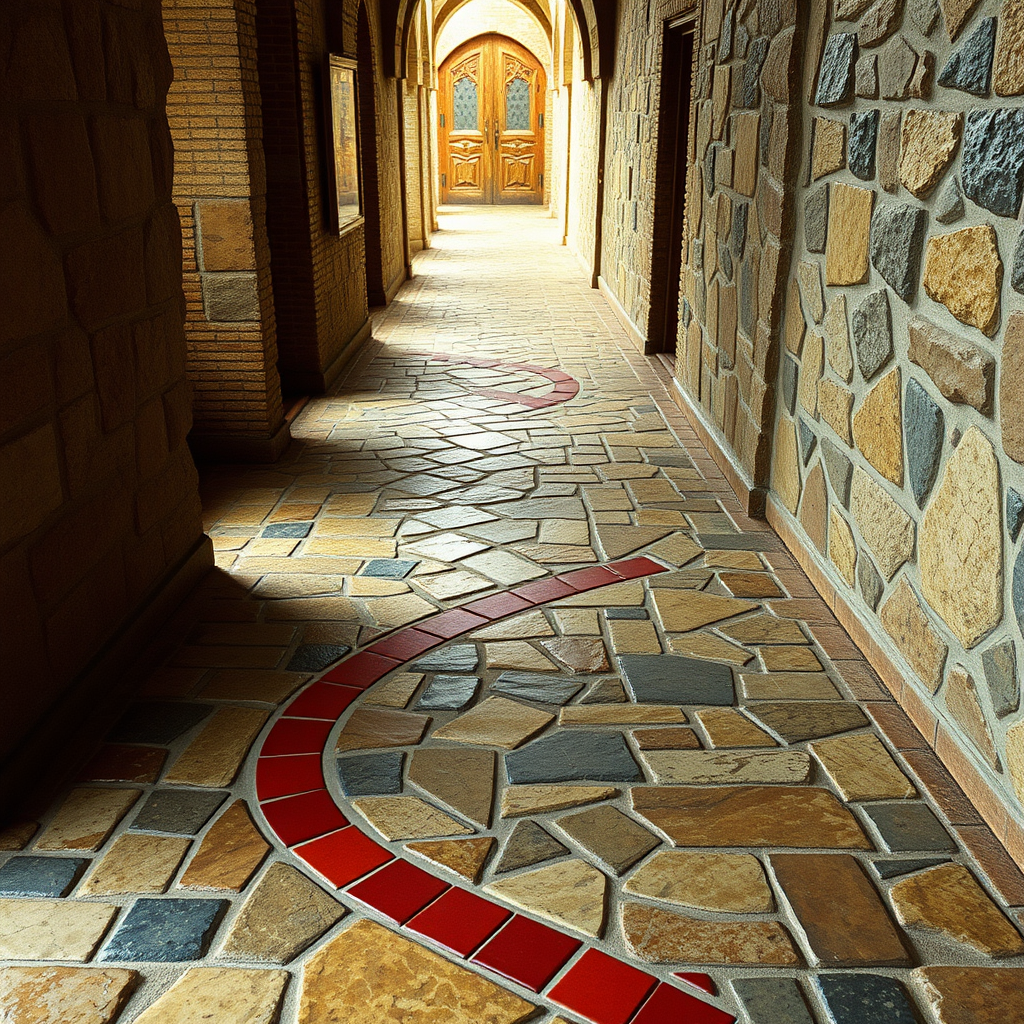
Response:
438,34,546,205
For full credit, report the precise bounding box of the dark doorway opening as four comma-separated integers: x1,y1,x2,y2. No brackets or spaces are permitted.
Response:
357,2,386,306
646,19,694,359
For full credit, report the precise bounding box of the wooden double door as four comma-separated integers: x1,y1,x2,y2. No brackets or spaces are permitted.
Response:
438,35,546,205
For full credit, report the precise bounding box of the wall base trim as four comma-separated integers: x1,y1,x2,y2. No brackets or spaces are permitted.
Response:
323,317,372,391
0,535,215,817
668,375,767,518
189,419,291,464
384,266,407,304
597,275,647,354
766,494,1024,879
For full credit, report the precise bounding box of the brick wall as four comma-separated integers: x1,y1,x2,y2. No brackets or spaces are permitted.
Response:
0,0,207,764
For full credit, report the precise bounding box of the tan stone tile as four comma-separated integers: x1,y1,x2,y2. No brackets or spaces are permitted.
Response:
913,966,1024,1024
471,611,555,640
740,672,842,700
631,727,701,750
164,707,268,787
608,619,662,653
810,733,917,801
696,708,778,747
0,966,138,1023
552,608,602,635
652,589,758,632
236,555,365,573
719,572,786,599
314,518,400,537
298,919,535,1024
323,493,376,516
501,785,619,818
636,509,688,527
484,641,559,671
36,788,141,851
364,672,424,708
538,519,590,545
179,801,270,891
243,539,299,556
485,859,606,937
199,669,308,704
719,613,807,645
336,708,431,751
81,834,191,895
625,850,773,913
347,576,411,596
555,580,644,606
415,570,491,600
353,796,473,840
405,837,495,882
825,182,874,286
560,705,687,726
133,967,288,1024
364,593,437,628
758,645,824,672
432,696,554,749
409,748,495,828
668,633,753,665
645,533,704,566
219,861,345,964
641,748,811,784
539,637,609,672
0,900,118,960
704,550,764,569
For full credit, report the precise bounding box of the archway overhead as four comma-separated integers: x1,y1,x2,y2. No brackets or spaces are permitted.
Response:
433,0,551,44
435,1,551,68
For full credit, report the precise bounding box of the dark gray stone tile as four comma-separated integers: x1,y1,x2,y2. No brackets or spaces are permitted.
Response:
1014,547,1024,637
618,654,734,706
413,645,478,672
871,856,950,879
815,32,857,107
982,638,1020,718
0,856,88,897
741,36,769,107
1013,229,1024,294
719,243,734,283
1007,489,1023,543
938,17,996,95
741,257,757,337
492,671,583,705
647,453,695,468
362,559,417,578
605,608,648,620
505,731,642,784
733,202,748,259
731,977,815,1024
202,273,259,321
495,820,568,873
870,204,927,302
110,702,212,745
697,533,781,551
852,289,893,380
131,790,228,834
417,674,480,709
905,377,944,507
934,175,964,224
849,109,879,180
799,419,817,464
821,438,853,507
99,898,227,962
815,974,918,1024
719,5,734,61
336,751,404,796
805,185,828,254
962,108,1024,218
287,643,350,672
858,552,885,611
262,521,312,538
863,802,957,852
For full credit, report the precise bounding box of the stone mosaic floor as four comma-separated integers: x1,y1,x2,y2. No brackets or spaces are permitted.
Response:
2,206,1023,1023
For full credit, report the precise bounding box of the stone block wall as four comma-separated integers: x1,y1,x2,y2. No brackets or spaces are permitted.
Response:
163,0,287,459
768,0,1024,852
0,0,206,762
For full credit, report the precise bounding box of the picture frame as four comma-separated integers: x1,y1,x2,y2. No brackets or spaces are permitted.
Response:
324,55,363,235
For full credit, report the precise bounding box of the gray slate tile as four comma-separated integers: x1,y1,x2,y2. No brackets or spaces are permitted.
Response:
863,802,957,852
505,731,642,784
100,898,227,962
131,790,228,835
492,671,583,705
618,654,735,706
336,751,404,796
0,856,88,897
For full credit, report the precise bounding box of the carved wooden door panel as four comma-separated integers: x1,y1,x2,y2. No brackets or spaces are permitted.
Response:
439,35,546,205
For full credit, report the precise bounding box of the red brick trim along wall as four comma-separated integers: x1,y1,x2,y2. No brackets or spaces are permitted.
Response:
0,0,209,785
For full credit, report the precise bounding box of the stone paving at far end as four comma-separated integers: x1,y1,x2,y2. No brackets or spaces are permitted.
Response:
0,207,1022,1024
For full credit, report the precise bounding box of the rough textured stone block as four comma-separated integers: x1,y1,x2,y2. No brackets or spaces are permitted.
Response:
816,975,918,1024
907,316,994,412
851,467,915,579
826,183,874,285
201,273,260,323
937,17,995,94
982,638,1020,717
1000,311,1024,463
100,898,226,962
934,175,964,223
899,109,963,198
805,184,828,252
944,666,999,768
904,377,944,507
940,0,983,41
877,109,902,191
849,109,879,179
196,200,256,271
856,52,879,96
869,203,926,301
880,35,921,100
816,32,857,106
961,108,1024,218
922,225,1002,335
852,368,903,486
852,289,893,380
879,579,947,691
812,117,846,179
994,0,1024,96
1012,229,1024,293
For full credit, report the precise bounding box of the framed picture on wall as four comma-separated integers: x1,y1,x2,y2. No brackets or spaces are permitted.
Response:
324,55,363,235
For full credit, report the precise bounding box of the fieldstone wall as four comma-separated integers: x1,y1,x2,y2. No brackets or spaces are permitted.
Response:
769,0,1024,849
0,0,206,761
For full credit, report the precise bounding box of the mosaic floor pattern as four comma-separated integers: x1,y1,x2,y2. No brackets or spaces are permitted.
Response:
1,207,1022,1023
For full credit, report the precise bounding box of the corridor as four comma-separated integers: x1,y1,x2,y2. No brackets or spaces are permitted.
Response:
1,208,1021,1023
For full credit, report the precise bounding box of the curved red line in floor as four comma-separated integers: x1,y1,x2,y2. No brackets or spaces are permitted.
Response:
254,556,734,1024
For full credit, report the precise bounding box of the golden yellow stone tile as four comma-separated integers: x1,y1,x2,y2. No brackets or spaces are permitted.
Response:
484,641,559,671
364,672,424,708
353,796,473,841
551,608,601,635
80,834,191,896
0,966,138,1023
758,645,824,672
211,536,249,551
0,900,118,960
179,801,270,891
668,633,752,665
164,707,268,787
652,589,758,632
696,708,779,748
739,672,841,700
405,837,495,882
303,538,397,558
471,611,555,640
298,919,535,1024
323,493,377,516
624,850,774,913
243,539,299,556
704,550,764,570
314,518,400,537
133,967,288,1024
636,509,688,527
214,553,237,569
36,788,141,851
809,733,917,800
264,596,363,620
500,785,619,818
346,576,411,596
608,619,662,653
485,859,607,937
640,748,812,785
238,555,364,573
0,821,38,850
556,580,644,606
560,705,687,726
364,593,437,628
719,613,808,645
433,696,554,749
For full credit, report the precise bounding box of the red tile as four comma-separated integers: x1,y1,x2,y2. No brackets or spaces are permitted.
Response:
673,973,717,997
548,949,657,1024
472,915,581,993
295,827,394,887
322,652,401,688
286,683,361,720
512,578,577,604
554,381,579,393
608,556,668,580
546,370,573,382
261,717,333,756
347,859,450,923
368,628,445,662
417,609,490,639
462,593,533,619
555,566,622,592
260,789,347,846
407,887,512,957
256,753,324,801
77,744,167,783
633,984,734,1024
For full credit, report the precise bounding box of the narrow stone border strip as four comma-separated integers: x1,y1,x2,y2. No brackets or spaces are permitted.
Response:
254,556,735,1024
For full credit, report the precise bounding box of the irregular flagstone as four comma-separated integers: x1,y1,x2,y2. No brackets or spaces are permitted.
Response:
817,439,852,506
624,851,774,913
484,641,559,672
899,110,963,198
431,697,554,750
408,747,495,827
852,289,893,382
913,966,1024,1023
631,786,872,849
739,672,842,700
830,507,857,585
747,702,869,742
539,637,610,673
365,672,423,708
961,108,1024,218
164,707,268,787
650,589,758,632
35,788,140,851
864,802,957,852
923,225,1003,336
299,919,536,1023
580,678,629,703
642,748,811,785
219,861,345,963
770,854,912,965
353,796,473,840
618,653,736,705
0,900,118,960
471,611,555,640
853,370,903,486
904,378,945,509
81,834,190,896
818,379,854,444
774,415,802,512
492,671,583,705
720,614,807,645
668,633,752,665
938,16,996,94
505,730,642,784
944,665,1000,767
179,800,270,892
994,1,1024,96
594,525,672,558
417,674,480,710
0,855,88,898
621,902,801,965
406,837,495,881
824,295,855,383
1000,311,1024,463
500,785,619,818
695,708,778,746
559,705,686,726
889,863,1024,957
759,645,824,673
850,467,915,580
0,967,138,1024
826,183,874,286
809,734,917,800
336,750,404,796
554,805,659,874
133,967,287,1024
631,727,701,750
494,822,567,874
879,578,948,690
919,426,1003,649
485,859,607,937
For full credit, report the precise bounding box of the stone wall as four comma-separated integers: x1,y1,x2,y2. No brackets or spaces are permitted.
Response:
768,0,1024,852
0,0,207,763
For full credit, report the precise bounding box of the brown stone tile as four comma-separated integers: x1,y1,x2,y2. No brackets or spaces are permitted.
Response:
0,821,38,850
408,748,495,828
913,966,1024,1024
555,804,659,875
133,967,288,1024
164,707,268,787
834,661,891,700
864,702,927,750
631,727,701,750
179,800,270,892
954,825,1024,906
901,748,983,826
78,744,167,783
485,858,606,936
405,837,495,882
432,696,553,750
758,645,824,672
35,787,141,851
336,708,432,752
697,708,778,747
198,668,308,703
81,834,191,895
810,734,917,801
0,967,138,1023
